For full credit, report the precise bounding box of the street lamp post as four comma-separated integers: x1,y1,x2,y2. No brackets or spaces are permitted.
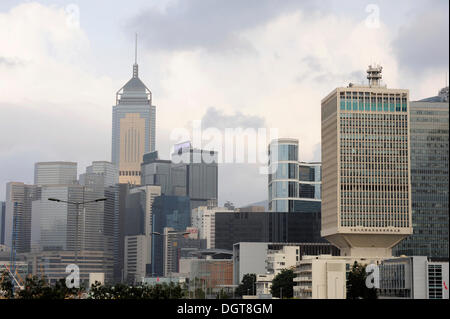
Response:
48,197,106,265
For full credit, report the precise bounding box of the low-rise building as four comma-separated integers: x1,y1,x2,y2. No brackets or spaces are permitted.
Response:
293,255,382,299
233,242,339,286
378,256,449,299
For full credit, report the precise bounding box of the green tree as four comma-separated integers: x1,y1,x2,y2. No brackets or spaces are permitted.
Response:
216,289,230,299
0,270,14,298
346,261,377,299
271,269,295,299
88,281,187,299
235,273,256,297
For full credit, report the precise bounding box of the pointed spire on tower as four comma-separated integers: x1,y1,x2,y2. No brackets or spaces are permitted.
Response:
133,33,138,78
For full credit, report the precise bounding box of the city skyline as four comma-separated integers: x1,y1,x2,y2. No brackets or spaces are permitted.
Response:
0,0,449,207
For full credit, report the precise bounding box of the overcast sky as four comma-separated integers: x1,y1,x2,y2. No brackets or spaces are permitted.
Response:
0,0,448,206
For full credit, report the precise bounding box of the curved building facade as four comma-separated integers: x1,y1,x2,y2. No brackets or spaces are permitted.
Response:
268,139,322,213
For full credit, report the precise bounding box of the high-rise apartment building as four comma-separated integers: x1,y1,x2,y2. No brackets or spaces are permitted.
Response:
321,65,412,257
112,39,156,185
393,87,449,258
34,162,77,186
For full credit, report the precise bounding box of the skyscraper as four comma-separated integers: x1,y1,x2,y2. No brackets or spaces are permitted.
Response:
321,65,412,257
5,182,40,253
1,201,6,245
34,162,77,186
171,142,218,209
393,87,449,259
112,36,156,185
124,185,161,283
268,138,322,213
79,161,119,188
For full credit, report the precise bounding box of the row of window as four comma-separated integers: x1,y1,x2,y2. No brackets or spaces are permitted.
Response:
119,170,141,176
341,163,408,170
340,100,407,112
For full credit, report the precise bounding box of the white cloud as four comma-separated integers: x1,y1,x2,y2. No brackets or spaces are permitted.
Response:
0,2,447,206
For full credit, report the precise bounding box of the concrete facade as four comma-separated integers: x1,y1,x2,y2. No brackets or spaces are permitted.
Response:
321,65,412,257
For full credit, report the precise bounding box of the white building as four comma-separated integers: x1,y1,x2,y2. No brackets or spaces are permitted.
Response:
254,245,300,296
378,256,449,299
266,245,299,274
293,255,383,299
256,273,274,295
294,255,347,299
191,205,232,249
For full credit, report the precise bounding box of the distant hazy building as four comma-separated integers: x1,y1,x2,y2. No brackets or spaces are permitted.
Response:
191,204,233,249
124,185,161,283
141,151,187,196
34,162,77,186
5,182,40,253
124,234,150,284
163,227,206,277
172,142,218,209
151,195,191,276
321,65,412,257
33,184,109,252
28,250,114,285
112,42,156,185
378,256,449,299
236,205,265,212
79,161,118,188
110,184,130,283
393,87,449,259
0,201,5,245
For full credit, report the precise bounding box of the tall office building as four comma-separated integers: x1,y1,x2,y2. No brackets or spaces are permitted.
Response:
151,194,191,276
124,185,161,283
141,151,187,196
112,37,156,185
321,65,412,257
393,87,449,259
171,142,218,209
191,204,233,249
34,162,77,186
0,201,5,245
268,138,322,213
112,183,130,283
79,161,119,188
5,182,40,253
